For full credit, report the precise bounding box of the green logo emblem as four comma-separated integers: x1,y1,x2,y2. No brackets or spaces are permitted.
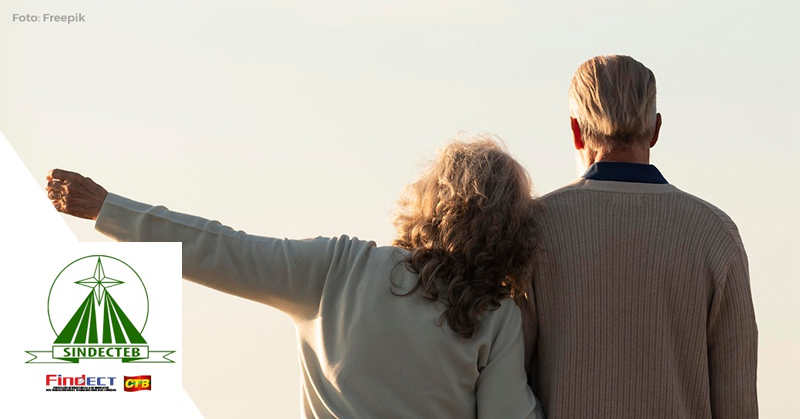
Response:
26,255,174,364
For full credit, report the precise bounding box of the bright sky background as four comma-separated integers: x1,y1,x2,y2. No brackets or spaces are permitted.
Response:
1,1,798,417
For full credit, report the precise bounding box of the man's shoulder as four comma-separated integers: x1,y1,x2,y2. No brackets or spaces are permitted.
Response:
536,180,744,251
670,189,745,252
537,179,584,201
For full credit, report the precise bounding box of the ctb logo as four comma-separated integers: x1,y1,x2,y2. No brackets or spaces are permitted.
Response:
124,375,151,392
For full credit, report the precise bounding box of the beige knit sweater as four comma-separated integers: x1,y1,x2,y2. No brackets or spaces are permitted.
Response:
96,193,543,419
522,178,758,419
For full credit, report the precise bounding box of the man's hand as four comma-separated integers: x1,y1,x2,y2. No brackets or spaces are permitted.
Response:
46,169,108,220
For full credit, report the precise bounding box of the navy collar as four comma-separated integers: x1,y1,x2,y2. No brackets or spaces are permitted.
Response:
582,161,668,184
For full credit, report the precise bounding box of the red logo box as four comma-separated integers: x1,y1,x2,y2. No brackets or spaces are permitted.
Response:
123,375,151,392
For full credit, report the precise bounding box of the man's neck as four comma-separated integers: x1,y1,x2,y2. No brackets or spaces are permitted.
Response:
583,147,650,167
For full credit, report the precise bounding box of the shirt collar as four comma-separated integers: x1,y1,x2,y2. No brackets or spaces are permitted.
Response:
581,161,668,184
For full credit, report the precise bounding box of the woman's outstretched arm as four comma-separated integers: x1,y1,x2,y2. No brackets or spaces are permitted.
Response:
46,168,365,320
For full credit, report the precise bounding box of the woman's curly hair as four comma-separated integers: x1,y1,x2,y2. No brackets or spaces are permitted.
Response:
392,136,539,339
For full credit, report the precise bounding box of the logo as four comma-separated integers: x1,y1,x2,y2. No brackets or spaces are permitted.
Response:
124,375,152,392
45,374,117,392
26,256,174,364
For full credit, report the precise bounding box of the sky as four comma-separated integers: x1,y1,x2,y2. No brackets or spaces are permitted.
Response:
1,1,798,417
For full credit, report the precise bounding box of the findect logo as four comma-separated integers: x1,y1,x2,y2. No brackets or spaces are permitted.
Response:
26,256,174,364
124,375,152,392
45,374,117,392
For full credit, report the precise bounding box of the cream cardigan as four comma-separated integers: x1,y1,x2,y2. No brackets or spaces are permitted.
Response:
96,193,543,419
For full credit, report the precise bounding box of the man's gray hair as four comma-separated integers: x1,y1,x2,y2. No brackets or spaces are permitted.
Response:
569,55,658,152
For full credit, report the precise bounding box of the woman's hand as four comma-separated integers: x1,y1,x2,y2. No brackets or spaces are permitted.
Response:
46,169,108,220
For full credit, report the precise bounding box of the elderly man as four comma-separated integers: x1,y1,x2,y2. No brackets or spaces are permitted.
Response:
523,55,758,418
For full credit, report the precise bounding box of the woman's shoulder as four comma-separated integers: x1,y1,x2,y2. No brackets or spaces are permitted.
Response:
474,298,523,340
325,235,408,257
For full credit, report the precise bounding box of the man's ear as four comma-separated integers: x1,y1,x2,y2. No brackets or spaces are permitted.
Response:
571,117,584,150
650,113,662,148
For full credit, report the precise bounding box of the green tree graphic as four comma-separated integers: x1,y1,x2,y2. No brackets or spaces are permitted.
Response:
53,258,146,345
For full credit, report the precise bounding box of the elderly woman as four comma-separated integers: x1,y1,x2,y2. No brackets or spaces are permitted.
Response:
47,138,544,419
